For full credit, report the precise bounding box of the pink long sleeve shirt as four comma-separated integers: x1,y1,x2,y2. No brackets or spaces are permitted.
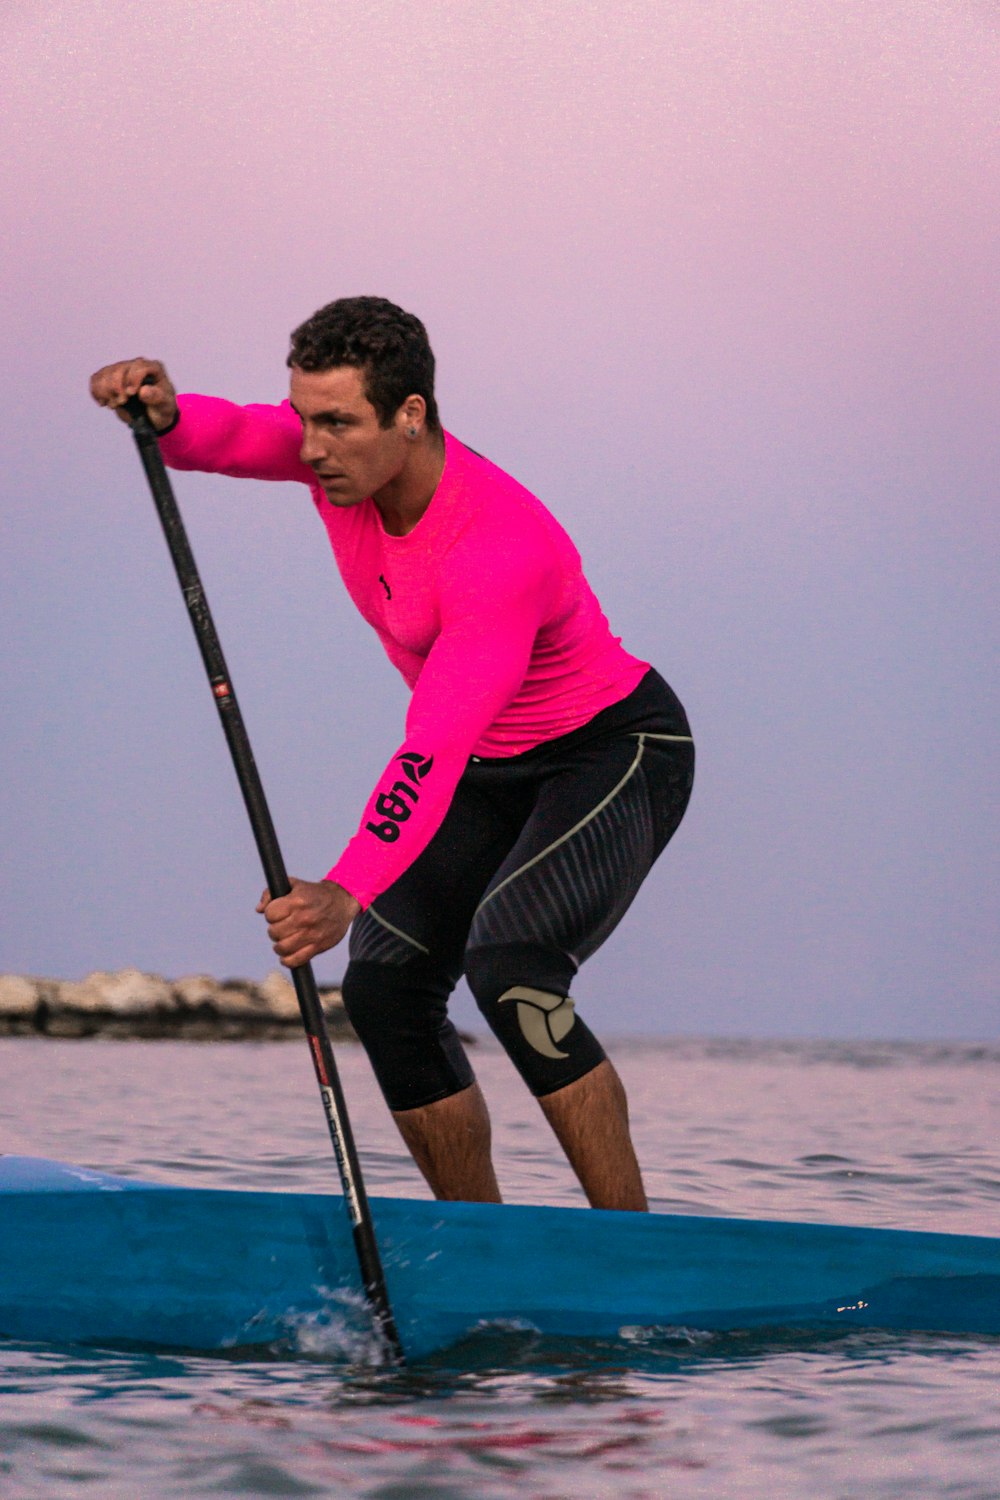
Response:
160,396,648,907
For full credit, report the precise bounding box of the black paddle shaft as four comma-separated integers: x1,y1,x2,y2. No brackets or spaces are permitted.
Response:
123,397,403,1362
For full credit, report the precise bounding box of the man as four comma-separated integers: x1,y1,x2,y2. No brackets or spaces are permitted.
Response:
91,296,694,1211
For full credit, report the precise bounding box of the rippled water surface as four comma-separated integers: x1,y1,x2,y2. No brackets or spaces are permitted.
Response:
2,1036,999,1498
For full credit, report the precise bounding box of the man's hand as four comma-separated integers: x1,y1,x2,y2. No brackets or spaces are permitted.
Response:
89,358,178,432
256,878,361,969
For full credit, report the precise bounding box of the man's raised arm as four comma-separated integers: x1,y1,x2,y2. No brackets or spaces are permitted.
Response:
89,360,309,484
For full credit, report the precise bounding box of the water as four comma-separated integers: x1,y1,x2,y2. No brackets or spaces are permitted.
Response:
2,1036,999,1498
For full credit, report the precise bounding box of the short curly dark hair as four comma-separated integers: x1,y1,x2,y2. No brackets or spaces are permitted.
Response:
287,296,440,433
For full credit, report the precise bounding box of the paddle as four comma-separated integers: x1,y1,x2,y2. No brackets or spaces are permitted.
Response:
121,395,403,1363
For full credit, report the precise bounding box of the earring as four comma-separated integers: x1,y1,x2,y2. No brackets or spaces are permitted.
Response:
408,426,417,438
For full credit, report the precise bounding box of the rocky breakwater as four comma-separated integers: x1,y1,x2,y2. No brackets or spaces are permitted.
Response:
0,969,354,1040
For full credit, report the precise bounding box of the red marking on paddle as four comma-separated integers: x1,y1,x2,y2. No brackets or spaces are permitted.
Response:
308,1034,329,1085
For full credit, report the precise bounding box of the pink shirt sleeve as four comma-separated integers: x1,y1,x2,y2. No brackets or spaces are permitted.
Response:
326,521,555,907
159,394,310,483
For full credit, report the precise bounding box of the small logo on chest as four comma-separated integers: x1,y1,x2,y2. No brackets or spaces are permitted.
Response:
379,574,392,600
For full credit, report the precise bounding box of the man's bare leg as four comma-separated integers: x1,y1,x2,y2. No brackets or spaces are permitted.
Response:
537,1059,648,1211
391,1081,502,1202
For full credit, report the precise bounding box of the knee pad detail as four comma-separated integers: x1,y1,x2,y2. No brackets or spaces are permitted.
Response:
498,986,577,1060
465,943,606,1097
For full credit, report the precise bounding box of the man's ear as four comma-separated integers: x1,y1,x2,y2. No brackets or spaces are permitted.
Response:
398,394,427,436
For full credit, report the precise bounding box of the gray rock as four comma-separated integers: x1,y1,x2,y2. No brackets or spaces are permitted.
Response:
173,973,225,1009
58,969,174,1014
0,975,39,1016
258,970,301,1019
0,970,350,1039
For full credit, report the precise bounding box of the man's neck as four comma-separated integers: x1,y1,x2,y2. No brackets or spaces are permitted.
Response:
373,432,447,537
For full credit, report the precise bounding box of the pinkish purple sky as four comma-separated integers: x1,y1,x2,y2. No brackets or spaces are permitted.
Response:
2,1,997,1037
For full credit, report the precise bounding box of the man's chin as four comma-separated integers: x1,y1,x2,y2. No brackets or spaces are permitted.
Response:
321,485,363,507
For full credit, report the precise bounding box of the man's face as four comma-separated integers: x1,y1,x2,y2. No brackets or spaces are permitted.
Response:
289,365,408,505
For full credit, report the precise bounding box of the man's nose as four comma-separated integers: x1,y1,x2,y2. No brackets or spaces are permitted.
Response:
299,424,323,464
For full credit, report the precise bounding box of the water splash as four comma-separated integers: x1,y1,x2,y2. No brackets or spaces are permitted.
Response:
282,1287,393,1367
